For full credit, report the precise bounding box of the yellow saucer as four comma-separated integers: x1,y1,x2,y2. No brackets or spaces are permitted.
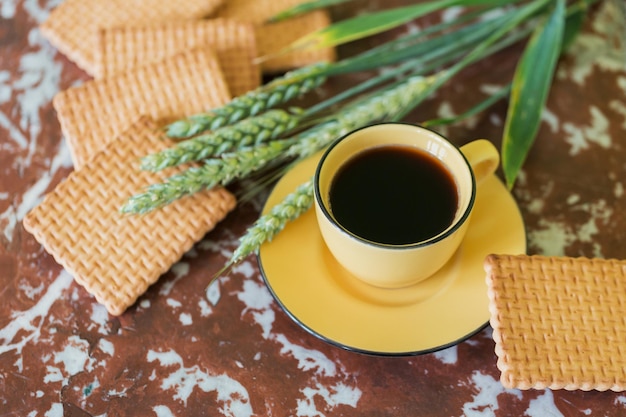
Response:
258,153,526,355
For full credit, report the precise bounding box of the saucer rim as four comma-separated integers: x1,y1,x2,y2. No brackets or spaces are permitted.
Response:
257,153,526,356
258,255,491,356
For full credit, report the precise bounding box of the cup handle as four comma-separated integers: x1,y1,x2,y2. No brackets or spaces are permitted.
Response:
460,139,500,184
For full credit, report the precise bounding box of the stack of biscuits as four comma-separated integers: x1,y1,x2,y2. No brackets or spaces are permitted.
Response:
23,0,336,316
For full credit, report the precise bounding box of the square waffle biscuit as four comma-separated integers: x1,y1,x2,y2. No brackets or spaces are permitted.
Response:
214,0,309,25
485,254,626,391
214,0,336,73
53,48,230,169
95,18,260,96
256,10,337,73
23,118,237,316
40,0,224,75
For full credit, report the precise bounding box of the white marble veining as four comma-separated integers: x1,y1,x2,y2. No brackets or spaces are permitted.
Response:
234,271,362,415
0,270,73,364
148,349,253,417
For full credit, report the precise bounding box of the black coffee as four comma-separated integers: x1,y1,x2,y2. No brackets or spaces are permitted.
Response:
328,145,458,245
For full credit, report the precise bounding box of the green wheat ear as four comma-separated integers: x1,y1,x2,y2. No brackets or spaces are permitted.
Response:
142,109,303,171
216,75,440,271
120,140,296,215
217,178,315,277
122,74,439,215
165,64,330,138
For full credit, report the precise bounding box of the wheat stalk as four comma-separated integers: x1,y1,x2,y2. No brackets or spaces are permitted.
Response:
219,178,315,274
215,74,439,267
122,74,439,215
121,140,297,214
166,64,330,138
289,74,438,158
141,109,303,171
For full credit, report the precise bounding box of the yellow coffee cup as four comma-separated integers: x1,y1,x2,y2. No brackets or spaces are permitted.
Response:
314,123,499,288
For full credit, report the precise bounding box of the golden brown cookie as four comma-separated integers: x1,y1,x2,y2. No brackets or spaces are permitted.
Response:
213,0,336,73
485,254,626,391
41,0,224,75
23,118,237,316
53,48,230,169
95,18,260,96
256,10,337,73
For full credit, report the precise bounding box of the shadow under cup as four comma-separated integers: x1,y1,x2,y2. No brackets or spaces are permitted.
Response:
314,123,476,289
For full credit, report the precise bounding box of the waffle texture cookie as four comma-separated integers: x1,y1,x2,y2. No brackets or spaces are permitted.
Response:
95,19,260,96
214,0,308,25
23,118,237,316
256,10,337,73
54,48,230,169
40,0,223,75
214,0,336,73
485,254,626,391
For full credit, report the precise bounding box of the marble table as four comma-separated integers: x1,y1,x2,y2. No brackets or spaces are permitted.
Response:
2,1,626,416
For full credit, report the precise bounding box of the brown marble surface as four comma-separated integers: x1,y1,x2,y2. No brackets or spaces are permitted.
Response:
2,1,626,416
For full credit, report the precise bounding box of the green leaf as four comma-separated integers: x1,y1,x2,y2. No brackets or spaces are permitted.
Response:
330,7,515,74
422,84,511,128
285,0,512,51
267,0,356,23
501,0,566,189
562,0,588,51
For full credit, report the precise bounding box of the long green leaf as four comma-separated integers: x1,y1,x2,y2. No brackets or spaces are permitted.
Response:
330,5,498,64
285,0,512,51
501,0,566,188
422,84,511,127
561,0,589,51
329,7,515,75
393,0,551,121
